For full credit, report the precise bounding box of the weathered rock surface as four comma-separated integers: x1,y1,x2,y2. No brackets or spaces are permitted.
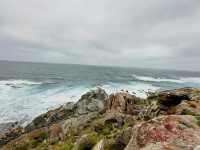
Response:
25,87,108,132
0,122,19,135
91,127,133,150
105,92,148,115
125,115,200,150
1,87,200,150
61,112,100,135
0,88,108,148
0,127,23,147
92,139,105,150
73,132,98,150
142,88,200,120
0,121,27,147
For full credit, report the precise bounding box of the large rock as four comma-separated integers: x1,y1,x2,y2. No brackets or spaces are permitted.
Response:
147,87,200,107
1,88,107,147
76,87,108,115
148,90,190,107
25,88,108,132
105,92,147,115
125,115,200,150
73,132,98,150
0,122,19,135
0,121,25,147
167,88,200,101
61,112,100,135
143,88,200,120
0,127,23,147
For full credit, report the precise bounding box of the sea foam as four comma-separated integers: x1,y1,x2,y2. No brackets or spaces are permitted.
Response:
101,82,160,98
0,79,160,123
132,74,200,84
0,80,88,123
0,80,42,88
1,75,200,124
179,77,200,83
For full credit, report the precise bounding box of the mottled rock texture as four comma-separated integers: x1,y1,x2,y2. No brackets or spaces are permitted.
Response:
1,88,200,150
125,115,200,150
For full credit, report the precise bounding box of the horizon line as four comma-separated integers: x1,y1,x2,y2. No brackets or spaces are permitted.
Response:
0,59,199,73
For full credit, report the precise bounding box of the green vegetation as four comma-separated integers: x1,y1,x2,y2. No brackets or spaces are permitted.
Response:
14,143,29,150
97,121,118,137
101,126,112,136
181,109,196,116
122,121,129,129
135,99,148,106
195,115,200,127
54,134,75,150
29,131,48,148
4,129,49,150
36,142,49,150
77,132,98,150
59,143,74,150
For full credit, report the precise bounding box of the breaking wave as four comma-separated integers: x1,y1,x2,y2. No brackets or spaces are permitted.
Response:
179,77,200,83
1,74,200,123
0,78,160,123
100,82,159,98
0,80,56,88
0,79,42,86
132,74,200,84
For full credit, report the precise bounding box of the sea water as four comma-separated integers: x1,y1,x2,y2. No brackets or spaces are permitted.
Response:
0,60,200,123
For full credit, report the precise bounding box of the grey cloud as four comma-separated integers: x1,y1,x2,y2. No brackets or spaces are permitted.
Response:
0,0,200,70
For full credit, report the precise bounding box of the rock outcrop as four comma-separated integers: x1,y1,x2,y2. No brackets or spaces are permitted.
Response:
125,115,200,150
0,88,108,147
0,127,23,147
1,87,200,150
105,92,148,115
142,88,200,120
25,87,108,132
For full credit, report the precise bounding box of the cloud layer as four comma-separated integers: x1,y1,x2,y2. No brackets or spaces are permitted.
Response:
0,0,200,70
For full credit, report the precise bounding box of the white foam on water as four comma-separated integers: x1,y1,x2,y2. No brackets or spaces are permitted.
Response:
3,76,200,124
0,81,89,123
132,74,184,83
101,82,160,98
179,77,200,83
132,74,200,84
0,78,161,123
0,80,42,89
0,79,42,85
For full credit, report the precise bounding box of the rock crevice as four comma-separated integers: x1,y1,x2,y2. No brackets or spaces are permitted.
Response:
1,87,200,150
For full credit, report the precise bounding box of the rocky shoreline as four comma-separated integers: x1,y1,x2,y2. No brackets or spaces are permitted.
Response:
1,87,200,150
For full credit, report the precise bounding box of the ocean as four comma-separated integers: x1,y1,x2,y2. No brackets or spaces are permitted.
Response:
0,60,200,124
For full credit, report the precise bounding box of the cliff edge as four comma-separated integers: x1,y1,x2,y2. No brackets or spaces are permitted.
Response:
1,87,200,150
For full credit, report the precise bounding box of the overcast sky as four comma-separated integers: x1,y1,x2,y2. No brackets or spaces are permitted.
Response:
0,0,200,71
